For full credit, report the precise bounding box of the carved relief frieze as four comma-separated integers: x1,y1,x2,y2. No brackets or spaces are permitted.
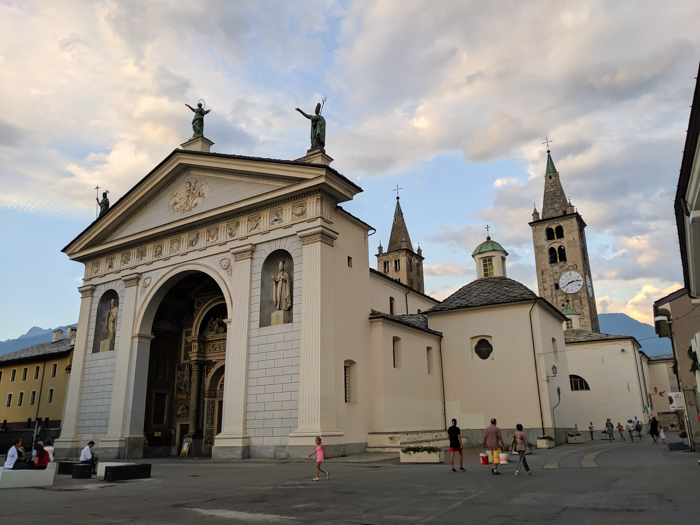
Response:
106,257,115,271
168,179,207,215
203,429,214,446
292,202,307,220
136,248,147,263
226,221,239,239
121,252,131,266
141,276,152,294
171,238,182,254
153,244,163,259
205,400,215,427
248,215,261,234
270,209,284,227
90,261,100,276
219,258,232,276
187,232,199,249
207,228,219,243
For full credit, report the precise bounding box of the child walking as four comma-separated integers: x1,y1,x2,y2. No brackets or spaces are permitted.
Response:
309,437,331,481
659,425,666,444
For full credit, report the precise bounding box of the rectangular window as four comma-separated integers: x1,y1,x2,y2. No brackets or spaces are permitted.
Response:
0,370,2,383
427,347,433,374
30,391,36,405
17,392,24,406
565,319,573,330
6,393,11,407
34,366,40,380
47,388,54,404
22,367,27,381
153,392,168,424
347,256,353,268
394,259,400,271
482,257,494,277
344,365,350,403
383,261,389,273
392,337,402,369
51,363,57,378
11,369,16,382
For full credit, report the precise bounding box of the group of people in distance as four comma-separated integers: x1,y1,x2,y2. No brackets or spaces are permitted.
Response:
448,418,533,477
2,438,99,474
589,416,666,444
3,438,53,470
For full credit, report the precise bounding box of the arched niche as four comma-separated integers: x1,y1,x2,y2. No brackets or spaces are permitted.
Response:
259,249,294,328
92,289,119,353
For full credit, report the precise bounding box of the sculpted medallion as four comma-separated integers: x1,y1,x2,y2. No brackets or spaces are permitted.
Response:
91,261,100,275
136,248,147,263
207,228,218,243
227,221,239,238
169,179,207,215
106,257,114,270
121,252,131,266
171,238,181,254
292,203,307,220
188,233,199,249
270,209,284,226
153,244,163,258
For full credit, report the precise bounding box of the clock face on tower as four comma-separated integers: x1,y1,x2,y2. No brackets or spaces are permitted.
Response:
559,271,583,294
586,275,593,297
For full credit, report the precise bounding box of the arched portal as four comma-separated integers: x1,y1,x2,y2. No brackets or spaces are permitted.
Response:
136,269,229,458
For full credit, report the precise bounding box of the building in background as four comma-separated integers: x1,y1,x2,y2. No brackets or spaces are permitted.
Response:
646,353,683,430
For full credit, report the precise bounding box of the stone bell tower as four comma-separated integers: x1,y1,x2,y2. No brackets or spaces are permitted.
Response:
376,196,425,293
529,149,600,332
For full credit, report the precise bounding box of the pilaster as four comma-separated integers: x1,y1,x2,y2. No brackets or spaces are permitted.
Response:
213,244,255,459
99,273,141,458
288,226,344,454
54,284,95,458
123,333,154,458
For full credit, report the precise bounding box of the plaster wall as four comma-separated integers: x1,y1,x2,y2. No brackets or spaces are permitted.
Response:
369,272,437,315
565,340,649,431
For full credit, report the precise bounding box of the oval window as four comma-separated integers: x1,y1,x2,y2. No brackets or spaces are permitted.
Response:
475,339,493,360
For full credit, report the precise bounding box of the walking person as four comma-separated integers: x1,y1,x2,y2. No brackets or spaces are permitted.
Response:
448,419,465,472
649,417,659,444
511,424,533,477
605,419,615,441
616,422,626,441
482,418,505,475
588,422,595,441
626,419,636,442
308,437,331,481
634,417,643,440
659,425,666,444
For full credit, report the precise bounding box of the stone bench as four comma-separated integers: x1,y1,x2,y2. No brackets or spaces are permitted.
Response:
0,467,56,488
104,463,151,482
72,464,92,479
57,460,81,475
97,462,132,478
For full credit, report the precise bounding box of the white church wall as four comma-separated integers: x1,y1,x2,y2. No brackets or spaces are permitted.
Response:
245,236,302,454
77,279,124,442
565,339,649,433
430,302,555,441
369,272,437,315
369,320,443,433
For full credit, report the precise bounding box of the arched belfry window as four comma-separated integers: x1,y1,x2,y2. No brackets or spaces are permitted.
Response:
546,228,555,241
549,247,558,264
570,374,590,391
475,339,493,360
557,245,567,262
555,225,564,239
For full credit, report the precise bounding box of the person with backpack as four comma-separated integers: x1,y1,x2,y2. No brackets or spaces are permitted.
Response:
634,417,643,440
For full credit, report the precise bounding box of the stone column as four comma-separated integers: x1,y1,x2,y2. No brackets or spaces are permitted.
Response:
288,226,344,455
100,273,140,458
123,334,153,458
54,284,95,458
187,359,202,437
213,244,255,459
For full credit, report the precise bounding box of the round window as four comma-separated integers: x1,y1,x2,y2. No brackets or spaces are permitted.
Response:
475,339,493,360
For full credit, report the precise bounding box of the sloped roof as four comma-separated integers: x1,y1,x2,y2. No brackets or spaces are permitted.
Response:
564,329,639,346
471,237,508,257
0,338,74,364
387,197,413,253
369,310,442,336
425,276,537,313
561,306,579,315
546,151,558,175
369,269,439,303
647,353,674,361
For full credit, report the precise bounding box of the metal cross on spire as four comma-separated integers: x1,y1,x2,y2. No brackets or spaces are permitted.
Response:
394,184,403,199
542,137,553,152
485,224,491,239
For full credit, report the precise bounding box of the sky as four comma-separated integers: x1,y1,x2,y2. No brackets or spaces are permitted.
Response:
1,0,699,341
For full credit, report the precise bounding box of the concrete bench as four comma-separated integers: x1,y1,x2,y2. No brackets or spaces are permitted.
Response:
57,461,81,475
72,464,92,479
104,463,151,482
97,462,132,478
0,467,56,488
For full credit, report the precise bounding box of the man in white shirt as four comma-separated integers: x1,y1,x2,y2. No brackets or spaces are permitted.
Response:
80,441,99,474
626,419,636,442
4,438,27,469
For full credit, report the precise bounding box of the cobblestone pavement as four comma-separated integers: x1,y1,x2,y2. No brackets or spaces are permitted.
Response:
1,433,698,524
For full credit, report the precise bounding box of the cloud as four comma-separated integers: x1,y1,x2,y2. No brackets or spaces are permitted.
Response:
424,263,469,279
596,282,682,325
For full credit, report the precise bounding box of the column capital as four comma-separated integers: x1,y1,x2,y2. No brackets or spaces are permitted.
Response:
78,284,96,298
131,333,155,343
122,273,142,287
297,225,338,246
231,243,256,261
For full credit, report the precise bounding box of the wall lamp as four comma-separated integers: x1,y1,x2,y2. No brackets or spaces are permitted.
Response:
546,364,558,383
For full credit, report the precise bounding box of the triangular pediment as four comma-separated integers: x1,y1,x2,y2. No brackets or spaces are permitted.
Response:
64,149,362,259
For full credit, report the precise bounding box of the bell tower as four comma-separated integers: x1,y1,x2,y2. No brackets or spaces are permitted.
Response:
376,195,425,293
529,148,600,332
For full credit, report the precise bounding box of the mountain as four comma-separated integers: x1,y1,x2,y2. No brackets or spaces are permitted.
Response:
0,324,77,357
598,313,672,356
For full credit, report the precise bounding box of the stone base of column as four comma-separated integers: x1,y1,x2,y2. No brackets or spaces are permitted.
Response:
287,430,345,459
212,433,250,459
98,436,126,459
125,436,145,458
53,438,82,459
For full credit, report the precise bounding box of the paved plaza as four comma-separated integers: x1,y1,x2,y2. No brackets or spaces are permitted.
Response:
1,434,698,524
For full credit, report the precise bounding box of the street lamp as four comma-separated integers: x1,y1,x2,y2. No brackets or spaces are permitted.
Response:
547,364,558,383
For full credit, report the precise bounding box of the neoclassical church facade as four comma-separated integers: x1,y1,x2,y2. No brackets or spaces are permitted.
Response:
54,133,652,460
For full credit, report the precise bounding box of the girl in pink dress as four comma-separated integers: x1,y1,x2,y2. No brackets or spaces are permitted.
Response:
308,436,331,481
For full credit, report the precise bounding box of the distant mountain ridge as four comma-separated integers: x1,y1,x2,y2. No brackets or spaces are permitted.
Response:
0,324,77,357
598,313,672,356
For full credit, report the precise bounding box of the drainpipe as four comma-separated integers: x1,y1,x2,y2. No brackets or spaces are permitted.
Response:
438,336,447,430
529,300,546,435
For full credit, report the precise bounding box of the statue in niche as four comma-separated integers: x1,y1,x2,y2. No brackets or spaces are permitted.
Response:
272,259,292,311
105,298,118,340
185,101,210,138
96,191,110,218
296,101,326,151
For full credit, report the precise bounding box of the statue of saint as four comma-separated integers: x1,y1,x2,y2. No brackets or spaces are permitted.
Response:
271,260,292,311
105,298,118,341
185,102,211,138
96,191,110,218
296,102,326,151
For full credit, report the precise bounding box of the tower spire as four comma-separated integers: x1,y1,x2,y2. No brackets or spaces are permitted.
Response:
541,147,569,219
388,194,413,252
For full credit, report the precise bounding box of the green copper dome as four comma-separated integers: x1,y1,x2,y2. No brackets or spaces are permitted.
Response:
471,238,508,257
561,305,579,315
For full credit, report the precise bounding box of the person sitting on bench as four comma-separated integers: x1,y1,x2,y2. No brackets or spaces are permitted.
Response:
33,443,51,470
4,438,30,469
80,441,99,474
